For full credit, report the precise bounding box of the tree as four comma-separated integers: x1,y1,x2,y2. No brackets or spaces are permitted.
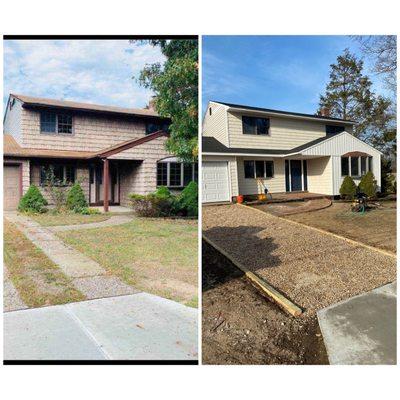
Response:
339,176,357,200
318,49,375,138
354,35,397,95
358,171,377,198
137,39,198,161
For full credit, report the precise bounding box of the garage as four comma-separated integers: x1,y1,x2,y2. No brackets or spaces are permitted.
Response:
3,164,22,210
202,161,230,203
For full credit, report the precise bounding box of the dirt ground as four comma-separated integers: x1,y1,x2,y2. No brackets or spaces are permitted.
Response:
285,200,397,253
203,204,396,318
252,198,332,216
202,241,328,365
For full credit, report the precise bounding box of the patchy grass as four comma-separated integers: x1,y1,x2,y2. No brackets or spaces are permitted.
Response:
3,220,85,308
57,218,198,306
285,201,396,253
30,213,110,227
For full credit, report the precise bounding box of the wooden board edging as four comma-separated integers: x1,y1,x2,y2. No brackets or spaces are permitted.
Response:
202,234,303,317
238,202,396,259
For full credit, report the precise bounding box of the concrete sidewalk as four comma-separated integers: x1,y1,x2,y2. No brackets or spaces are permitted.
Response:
317,282,396,365
4,293,198,361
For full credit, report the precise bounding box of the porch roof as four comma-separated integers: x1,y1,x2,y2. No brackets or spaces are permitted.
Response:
3,130,168,160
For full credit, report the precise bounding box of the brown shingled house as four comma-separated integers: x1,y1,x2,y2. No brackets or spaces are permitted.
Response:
3,94,198,211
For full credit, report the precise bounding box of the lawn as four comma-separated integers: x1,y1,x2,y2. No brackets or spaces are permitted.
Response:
3,220,85,308
285,201,396,253
57,218,198,306
30,213,111,227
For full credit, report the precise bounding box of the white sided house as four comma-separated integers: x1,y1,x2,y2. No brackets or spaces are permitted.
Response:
202,101,382,203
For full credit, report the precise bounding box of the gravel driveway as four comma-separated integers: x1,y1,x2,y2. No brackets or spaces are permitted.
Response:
203,205,396,317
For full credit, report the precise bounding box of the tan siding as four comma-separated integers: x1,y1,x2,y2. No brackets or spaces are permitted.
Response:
237,157,286,195
202,103,229,146
306,157,332,195
228,112,327,149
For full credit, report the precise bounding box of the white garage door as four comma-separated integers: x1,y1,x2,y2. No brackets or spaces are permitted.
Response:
202,161,230,203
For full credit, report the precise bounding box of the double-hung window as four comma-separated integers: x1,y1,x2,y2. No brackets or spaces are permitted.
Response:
242,116,270,135
156,162,198,187
244,160,274,179
40,112,73,134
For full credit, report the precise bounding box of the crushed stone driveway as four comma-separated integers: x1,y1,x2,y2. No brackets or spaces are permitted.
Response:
203,205,396,317
4,293,198,361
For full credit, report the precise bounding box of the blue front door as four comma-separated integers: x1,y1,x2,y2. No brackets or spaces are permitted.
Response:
290,160,302,191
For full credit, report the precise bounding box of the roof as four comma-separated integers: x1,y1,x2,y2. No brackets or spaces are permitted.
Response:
202,134,338,156
11,94,166,120
3,130,168,160
211,100,356,124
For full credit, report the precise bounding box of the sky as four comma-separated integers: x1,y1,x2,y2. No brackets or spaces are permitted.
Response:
3,40,165,110
202,35,390,115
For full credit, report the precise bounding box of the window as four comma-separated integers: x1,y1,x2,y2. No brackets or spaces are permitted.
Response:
40,112,72,134
157,161,197,187
146,122,169,135
209,107,212,116
157,163,168,186
326,125,345,135
368,157,373,172
39,164,76,186
351,157,359,176
242,116,270,135
244,160,274,178
244,160,255,178
341,157,349,176
361,156,367,175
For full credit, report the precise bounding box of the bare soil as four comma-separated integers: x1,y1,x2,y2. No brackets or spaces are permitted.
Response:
202,241,328,365
253,198,332,216
285,201,397,253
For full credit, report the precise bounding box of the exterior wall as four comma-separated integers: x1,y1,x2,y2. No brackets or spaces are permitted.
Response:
228,112,334,150
202,102,229,146
119,163,142,207
202,155,238,198
21,108,148,152
302,131,382,194
30,163,90,204
237,157,286,195
3,98,23,144
3,157,30,195
306,157,333,195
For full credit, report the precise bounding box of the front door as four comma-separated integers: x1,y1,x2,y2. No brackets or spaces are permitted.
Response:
290,160,302,191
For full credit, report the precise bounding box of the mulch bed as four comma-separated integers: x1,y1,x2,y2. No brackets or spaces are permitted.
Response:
203,204,396,318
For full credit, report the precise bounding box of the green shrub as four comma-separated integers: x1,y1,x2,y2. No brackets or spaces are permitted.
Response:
358,171,377,198
66,182,88,213
381,172,396,195
155,186,172,199
18,185,48,213
176,181,198,217
79,207,101,215
339,176,357,200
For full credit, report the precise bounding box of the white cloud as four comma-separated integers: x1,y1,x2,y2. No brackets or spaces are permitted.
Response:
3,40,165,109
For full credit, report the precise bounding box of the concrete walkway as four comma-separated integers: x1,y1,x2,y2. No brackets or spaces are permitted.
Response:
47,214,134,232
317,282,396,365
4,266,28,312
4,212,137,300
4,293,198,360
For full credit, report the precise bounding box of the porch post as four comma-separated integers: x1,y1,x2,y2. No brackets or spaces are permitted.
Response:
103,158,109,212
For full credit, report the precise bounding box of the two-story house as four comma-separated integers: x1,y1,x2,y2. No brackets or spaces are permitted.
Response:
202,101,382,203
3,94,198,211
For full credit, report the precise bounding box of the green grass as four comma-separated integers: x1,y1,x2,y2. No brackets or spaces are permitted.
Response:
30,213,111,226
57,218,198,305
4,220,85,308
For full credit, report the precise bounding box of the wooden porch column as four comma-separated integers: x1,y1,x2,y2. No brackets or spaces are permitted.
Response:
103,158,109,212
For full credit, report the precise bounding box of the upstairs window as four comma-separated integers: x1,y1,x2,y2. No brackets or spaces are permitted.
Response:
40,112,73,134
326,125,345,135
146,122,169,135
242,116,270,135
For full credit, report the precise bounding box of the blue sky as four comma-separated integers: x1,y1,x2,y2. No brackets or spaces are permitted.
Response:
3,40,165,110
202,35,389,115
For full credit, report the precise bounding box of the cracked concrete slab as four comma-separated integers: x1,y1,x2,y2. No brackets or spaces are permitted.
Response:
317,282,396,365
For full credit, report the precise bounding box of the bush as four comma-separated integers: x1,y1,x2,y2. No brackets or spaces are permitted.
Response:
79,207,101,215
339,176,357,200
154,186,172,199
175,181,198,217
381,172,396,195
18,185,48,213
130,194,172,217
358,171,377,198
66,182,88,213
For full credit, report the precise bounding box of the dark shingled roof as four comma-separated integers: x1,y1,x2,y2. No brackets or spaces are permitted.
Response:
202,133,339,155
213,101,356,124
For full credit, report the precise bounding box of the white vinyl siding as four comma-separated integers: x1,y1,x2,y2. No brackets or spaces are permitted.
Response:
306,157,333,195
202,102,229,146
